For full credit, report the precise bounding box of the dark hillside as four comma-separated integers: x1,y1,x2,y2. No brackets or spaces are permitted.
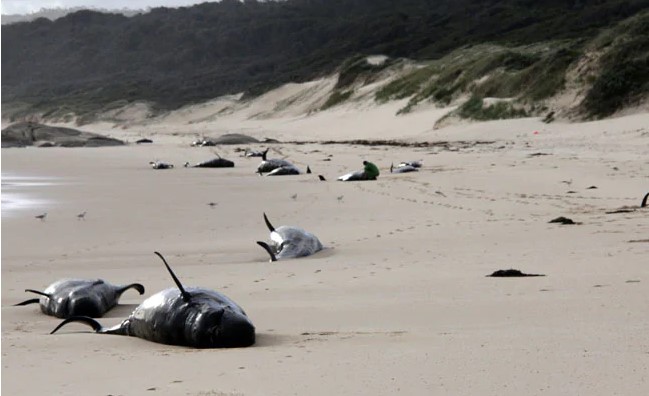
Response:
2,0,648,117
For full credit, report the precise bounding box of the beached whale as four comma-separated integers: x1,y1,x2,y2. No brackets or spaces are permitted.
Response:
256,149,297,174
399,160,422,168
244,149,265,157
390,163,419,173
50,252,255,348
256,213,323,261
265,165,301,176
15,279,145,318
184,156,235,168
337,170,367,181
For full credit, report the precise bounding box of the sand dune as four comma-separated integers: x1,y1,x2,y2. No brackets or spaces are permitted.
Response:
2,84,648,395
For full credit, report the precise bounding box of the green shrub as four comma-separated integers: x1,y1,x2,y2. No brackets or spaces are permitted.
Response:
321,90,353,110
458,96,528,121
336,55,392,89
375,66,436,103
584,57,649,117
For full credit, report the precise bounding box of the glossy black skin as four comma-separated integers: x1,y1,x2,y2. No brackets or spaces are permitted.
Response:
17,279,144,318
52,287,255,348
50,252,255,348
118,287,255,348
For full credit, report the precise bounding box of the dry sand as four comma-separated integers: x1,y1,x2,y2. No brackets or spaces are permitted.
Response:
2,94,648,396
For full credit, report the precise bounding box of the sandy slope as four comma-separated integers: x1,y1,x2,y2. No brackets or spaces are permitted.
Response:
1,87,648,396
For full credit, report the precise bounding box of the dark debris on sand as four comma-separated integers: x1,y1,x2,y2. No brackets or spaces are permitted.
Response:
487,269,546,277
549,216,578,225
287,139,495,150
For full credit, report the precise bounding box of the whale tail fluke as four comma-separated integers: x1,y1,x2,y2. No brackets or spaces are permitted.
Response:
117,283,145,296
263,213,276,232
256,241,278,262
641,192,649,208
50,316,105,334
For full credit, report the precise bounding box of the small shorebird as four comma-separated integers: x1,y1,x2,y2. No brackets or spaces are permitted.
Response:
561,179,573,188
290,193,298,200
77,211,87,220
337,195,344,203
35,212,47,221
207,202,218,208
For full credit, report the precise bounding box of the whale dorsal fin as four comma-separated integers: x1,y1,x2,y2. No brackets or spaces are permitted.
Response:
154,252,192,303
263,213,276,232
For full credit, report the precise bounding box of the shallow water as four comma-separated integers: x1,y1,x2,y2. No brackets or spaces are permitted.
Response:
1,173,59,218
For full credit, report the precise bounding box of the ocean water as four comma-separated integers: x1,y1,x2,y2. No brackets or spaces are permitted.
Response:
1,174,58,218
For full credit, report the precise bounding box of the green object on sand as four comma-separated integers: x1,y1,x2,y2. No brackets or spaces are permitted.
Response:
363,161,380,180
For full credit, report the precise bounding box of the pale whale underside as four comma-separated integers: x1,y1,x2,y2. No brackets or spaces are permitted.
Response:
257,213,323,261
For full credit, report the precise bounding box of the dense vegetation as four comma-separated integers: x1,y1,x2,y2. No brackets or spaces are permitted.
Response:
2,0,648,120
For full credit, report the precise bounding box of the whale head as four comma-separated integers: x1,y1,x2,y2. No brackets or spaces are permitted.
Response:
191,307,255,348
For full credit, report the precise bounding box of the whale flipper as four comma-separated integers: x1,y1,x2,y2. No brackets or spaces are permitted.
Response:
14,298,41,306
50,316,104,334
15,289,51,306
257,241,278,262
116,283,145,296
642,192,649,208
24,289,51,298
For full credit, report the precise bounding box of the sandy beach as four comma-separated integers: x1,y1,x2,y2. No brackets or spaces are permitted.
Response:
2,93,648,395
